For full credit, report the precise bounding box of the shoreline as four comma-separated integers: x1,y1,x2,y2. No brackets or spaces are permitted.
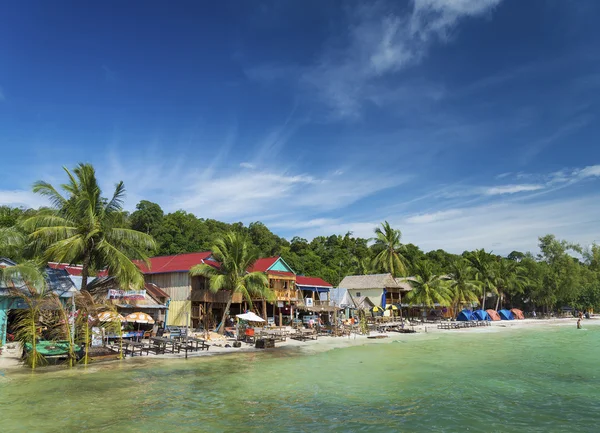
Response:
1,317,596,374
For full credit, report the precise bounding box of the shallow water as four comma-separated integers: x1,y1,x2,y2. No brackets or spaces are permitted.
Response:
2,323,599,432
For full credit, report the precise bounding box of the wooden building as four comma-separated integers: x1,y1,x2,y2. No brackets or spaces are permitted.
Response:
338,273,412,308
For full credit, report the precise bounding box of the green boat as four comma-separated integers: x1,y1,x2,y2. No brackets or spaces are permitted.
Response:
24,340,83,358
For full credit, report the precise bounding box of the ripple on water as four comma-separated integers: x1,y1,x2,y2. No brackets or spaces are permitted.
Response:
2,325,600,432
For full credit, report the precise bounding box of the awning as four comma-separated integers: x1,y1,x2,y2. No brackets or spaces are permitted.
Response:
297,284,331,293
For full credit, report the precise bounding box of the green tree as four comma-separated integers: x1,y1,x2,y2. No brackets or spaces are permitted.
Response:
130,200,164,236
465,249,497,310
446,259,481,317
22,163,156,291
405,261,452,321
189,231,274,334
493,259,527,310
372,221,407,277
3,263,54,369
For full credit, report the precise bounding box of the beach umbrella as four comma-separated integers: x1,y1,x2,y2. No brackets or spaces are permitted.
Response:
236,312,265,322
380,288,387,309
386,304,399,317
370,306,384,313
124,312,155,341
125,312,155,324
97,311,125,322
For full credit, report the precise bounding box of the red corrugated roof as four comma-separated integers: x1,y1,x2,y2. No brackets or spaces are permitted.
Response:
48,262,108,277
137,252,213,274
204,259,221,269
247,257,279,273
296,275,332,288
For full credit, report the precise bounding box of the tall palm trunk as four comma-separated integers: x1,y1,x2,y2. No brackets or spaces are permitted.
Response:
30,317,38,370
217,294,234,335
481,288,487,310
80,251,91,291
494,291,503,311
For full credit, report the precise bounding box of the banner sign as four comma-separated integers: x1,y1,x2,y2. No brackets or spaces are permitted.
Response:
107,289,146,300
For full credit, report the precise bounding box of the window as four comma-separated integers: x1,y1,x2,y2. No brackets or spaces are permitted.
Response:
356,292,361,297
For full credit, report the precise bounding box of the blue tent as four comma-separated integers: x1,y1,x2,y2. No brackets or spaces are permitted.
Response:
472,309,491,321
456,309,475,321
498,309,514,320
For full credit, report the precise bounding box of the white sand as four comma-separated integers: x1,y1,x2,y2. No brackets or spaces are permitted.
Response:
1,317,597,370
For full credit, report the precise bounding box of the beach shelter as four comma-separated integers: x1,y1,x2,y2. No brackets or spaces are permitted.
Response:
486,309,501,321
498,309,514,320
456,309,475,321
510,308,525,320
472,309,490,321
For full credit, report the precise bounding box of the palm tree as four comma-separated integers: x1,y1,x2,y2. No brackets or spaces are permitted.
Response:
493,259,527,310
446,259,481,317
3,262,52,369
372,221,407,277
74,290,112,365
0,226,25,259
465,249,497,310
405,261,452,321
22,163,156,291
189,231,274,334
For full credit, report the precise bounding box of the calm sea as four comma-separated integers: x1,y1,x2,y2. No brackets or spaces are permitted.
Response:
1,322,599,432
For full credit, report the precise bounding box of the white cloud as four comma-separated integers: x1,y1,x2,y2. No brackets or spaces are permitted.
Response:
300,0,503,119
288,194,600,255
240,162,256,169
0,190,48,208
176,168,408,220
405,209,462,224
576,165,600,179
482,184,544,196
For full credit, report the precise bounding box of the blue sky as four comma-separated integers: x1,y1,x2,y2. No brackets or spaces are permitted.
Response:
1,0,599,254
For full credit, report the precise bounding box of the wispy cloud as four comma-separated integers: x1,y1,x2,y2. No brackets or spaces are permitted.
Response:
287,193,600,254
482,184,544,195
520,115,593,164
0,190,48,208
299,0,503,119
240,162,256,169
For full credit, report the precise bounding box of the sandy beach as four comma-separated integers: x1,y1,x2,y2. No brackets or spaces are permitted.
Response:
1,317,596,371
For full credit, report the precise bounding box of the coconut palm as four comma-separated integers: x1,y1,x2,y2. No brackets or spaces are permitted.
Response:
3,263,53,369
74,290,113,365
372,221,407,277
22,163,156,291
0,226,25,259
465,249,497,310
446,259,481,317
493,259,528,310
405,261,452,321
189,231,274,334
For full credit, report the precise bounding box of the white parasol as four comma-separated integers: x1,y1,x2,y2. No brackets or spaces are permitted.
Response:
236,312,265,322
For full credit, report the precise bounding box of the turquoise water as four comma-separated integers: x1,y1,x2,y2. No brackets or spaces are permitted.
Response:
1,323,599,432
